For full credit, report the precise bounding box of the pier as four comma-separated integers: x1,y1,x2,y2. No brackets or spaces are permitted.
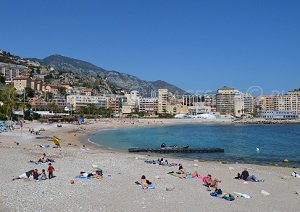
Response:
128,148,224,154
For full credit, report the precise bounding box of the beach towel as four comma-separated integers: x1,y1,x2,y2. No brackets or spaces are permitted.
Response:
167,172,186,179
234,192,251,199
135,181,154,189
75,175,110,181
210,192,235,201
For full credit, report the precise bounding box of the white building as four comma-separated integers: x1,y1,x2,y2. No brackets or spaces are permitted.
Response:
124,90,140,106
260,110,298,120
188,102,211,115
67,95,107,110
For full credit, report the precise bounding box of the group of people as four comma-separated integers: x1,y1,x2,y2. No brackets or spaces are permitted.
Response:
13,159,55,181
29,128,41,135
166,163,262,195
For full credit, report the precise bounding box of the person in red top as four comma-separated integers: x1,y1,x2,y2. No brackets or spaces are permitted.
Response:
47,163,55,179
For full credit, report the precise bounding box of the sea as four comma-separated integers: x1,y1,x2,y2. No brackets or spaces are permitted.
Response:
89,124,300,167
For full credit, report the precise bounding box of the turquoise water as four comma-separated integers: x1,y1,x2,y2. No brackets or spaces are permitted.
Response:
89,124,300,167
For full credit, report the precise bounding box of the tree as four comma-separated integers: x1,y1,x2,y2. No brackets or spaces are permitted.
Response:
0,75,5,84
47,102,58,113
58,87,67,97
25,87,35,98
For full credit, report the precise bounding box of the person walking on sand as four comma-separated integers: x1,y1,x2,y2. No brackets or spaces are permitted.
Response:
47,163,55,179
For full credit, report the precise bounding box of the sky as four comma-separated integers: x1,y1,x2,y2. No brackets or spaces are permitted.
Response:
1,0,299,95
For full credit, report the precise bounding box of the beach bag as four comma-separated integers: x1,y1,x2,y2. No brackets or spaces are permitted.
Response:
223,194,235,201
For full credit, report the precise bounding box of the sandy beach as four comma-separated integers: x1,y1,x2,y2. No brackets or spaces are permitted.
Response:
0,119,299,212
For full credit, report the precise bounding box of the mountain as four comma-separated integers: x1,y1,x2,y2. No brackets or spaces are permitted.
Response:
31,54,186,96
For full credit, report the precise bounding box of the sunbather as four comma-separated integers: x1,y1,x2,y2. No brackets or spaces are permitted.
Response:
141,175,152,189
32,153,55,163
235,169,263,182
191,171,202,178
203,174,221,190
13,170,34,180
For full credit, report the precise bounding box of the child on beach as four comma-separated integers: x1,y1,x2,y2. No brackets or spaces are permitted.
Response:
39,169,47,180
47,163,55,179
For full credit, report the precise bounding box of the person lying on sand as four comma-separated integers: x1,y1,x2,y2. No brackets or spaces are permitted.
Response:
203,174,221,190
235,169,264,182
191,171,202,178
13,170,34,180
30,153,54,163
79,169,103,179
168,164,187,179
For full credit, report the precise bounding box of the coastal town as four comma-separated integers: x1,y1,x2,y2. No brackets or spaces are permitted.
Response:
1,50,299,123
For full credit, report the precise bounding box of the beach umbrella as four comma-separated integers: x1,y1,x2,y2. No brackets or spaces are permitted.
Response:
51,136,61,147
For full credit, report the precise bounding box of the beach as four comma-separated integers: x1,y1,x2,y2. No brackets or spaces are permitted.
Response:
0,119,299,212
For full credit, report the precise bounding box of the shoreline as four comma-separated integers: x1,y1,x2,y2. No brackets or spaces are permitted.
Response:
80,121,299,168
1,119,300,212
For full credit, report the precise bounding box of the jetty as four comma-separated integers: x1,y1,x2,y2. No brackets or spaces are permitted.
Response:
128,148,224,154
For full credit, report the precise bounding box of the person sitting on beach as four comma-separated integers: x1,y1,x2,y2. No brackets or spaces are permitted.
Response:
203,174,221,190
177,163,185,174
33,169,40,180
141,175,152,189
235,169,262,182
13,170,34,180
80,145,88,152
39,169,47,181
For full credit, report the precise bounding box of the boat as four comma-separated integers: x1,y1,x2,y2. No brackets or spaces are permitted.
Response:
160,143,189,149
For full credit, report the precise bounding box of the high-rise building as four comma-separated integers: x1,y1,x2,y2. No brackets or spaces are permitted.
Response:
158,89,168,114
216,86,235,114
216,86,254,116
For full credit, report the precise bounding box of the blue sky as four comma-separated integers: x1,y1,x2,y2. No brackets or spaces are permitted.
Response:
1,0,299,94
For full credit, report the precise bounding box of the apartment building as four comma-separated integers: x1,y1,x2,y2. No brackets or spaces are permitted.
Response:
216,86,235,114
67,95,107,110
139,97,158,114
0,62,26,83
158,89,168,114
260,93,300,114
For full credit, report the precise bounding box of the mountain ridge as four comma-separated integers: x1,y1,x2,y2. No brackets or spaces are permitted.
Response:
30,54,186,96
